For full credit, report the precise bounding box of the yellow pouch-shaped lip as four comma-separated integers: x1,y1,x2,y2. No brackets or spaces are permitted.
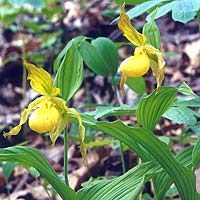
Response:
29,101,60,134
120,54,150,78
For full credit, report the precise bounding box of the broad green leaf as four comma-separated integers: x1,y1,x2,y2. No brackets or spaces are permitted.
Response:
126,0,168,20
192,138,200,169
0,146,76,200
173,98,200,107
178,82,198,97
77,161,161,200
79,39,118,76
78,40,109,76
146,1,177,22
136,86,178,130
53,36,86,73
172,0,199,23
92,37,119,75
2,162,17,180
85,105,135,119
54,41,83,102
76,117,199,200
126,77,146,95
186,122,200,136
143,10,161,49
154,146,193,200
163,106,196,125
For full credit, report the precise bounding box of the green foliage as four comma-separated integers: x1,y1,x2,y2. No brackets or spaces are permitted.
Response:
192,138,200,169
136,86,178,130
126,77,146,95
76,117,199,200
124,0,200,23
163,106,197,125
153,146,193,199
77,161,161,200
143,9,161,49
0,146,76,200
178,82,198,97
2,162,17,180
85,105,135,119
1,0,200,199
54,41,84,102
78,37,119,76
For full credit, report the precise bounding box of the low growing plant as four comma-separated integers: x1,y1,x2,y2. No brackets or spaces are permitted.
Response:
1,2,200,200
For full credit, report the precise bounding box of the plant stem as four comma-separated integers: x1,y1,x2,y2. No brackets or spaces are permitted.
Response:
5,179,11,200
112,77,126,173
64,127,69,186
120,141,126,173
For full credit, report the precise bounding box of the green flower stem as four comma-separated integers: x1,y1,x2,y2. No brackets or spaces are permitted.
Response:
113,79,126,173
64,127,69,186
5,179,11,200
120,140,126,173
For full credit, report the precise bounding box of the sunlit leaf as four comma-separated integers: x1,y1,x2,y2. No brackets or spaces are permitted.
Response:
192,138,200,169
2,162,17,180
92,37,119,75
126,77,146,95
154,146,193,200
77,161,161,200
0,146,76,200
143,9,161,49
54,41,83,102
73,116,199,200
163,106,196,125
178,82,198,97
136,86,178,130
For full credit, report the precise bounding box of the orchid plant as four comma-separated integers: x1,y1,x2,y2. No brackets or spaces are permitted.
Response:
118,4,165,94
0,2,200,200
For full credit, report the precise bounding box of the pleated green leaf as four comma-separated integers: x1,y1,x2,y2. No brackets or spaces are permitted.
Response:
0,146,76,200
53,36,85,73
74,116,199,200
154,146,193,200
85,105,135,119
178,82,198,97
163,106,196,125
143,10,161,50
192,138,200,169
77,161,161,200
54,41,83,102
136,86,178,130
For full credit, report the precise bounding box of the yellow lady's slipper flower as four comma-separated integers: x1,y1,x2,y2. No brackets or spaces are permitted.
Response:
118,4,165,94
3,61,86,162
120,54,150,78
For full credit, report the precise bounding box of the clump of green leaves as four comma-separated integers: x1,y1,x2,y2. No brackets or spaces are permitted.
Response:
1,1,200,200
